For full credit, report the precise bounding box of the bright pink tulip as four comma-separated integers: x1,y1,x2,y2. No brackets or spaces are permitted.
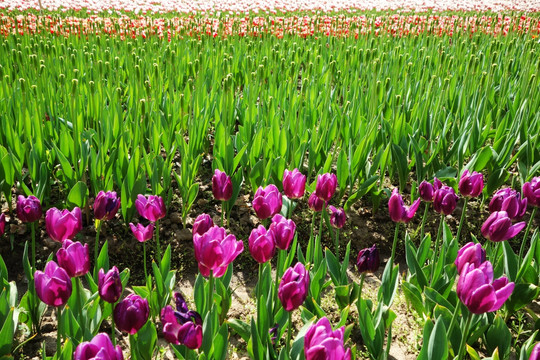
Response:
530,343,540,360
455,242,486,274
481,211,526,242
252,184,282,220
278,262,309,311
249,225,276,263
192,214,213,236
489,188,528,220
129,223,154,242
418,178,442,202
212,169,233,201
304,317,351,360
523,177,540,208
388,188,420,223
34,261,72,307
45,207,82,243
73,333,123,360
134,194,166,222
308,193,326,212
283,169,306,199
269,214,296,251
0,213,5,236
94,191,121,221
16,195,42,223
193,226,243,278
315,173,337,201
56,240,90,278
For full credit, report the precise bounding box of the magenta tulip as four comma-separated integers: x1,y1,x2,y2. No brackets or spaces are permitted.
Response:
433,186,459,215
356,244,380,273
129,223,154,242
249,225,276,263
278,262,309,311
489,188,528,220
192,214,214,236
523,177,540,208
113,293,149,335
455,242,486,274
328,206,347,229
212,169,233,201
134,194,166,222
481,211,526,242
269,214,296,251
94,191,121,221
388,188,421,223
0,213,5,236
315,173,337,202
45,207,82,243
161,293,202,349
16,195,42,223
458,170,484,198
252,184,282,220
418,178,442,202
308,193,326,212
98,266,123,304
56,240,90,278
73,333,123,360
530,343,540,360
34,260,72,307
304,317,351,360
283,169,306,199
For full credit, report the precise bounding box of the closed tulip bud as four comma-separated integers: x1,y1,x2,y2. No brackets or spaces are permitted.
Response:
523,177,540,207
56,240,90,278
304,317,351,360
455,242,486,274
98,266,123,304
530,343,540,360
16,195,42,223
249,225,276,263
433,186,459,215
252,185,282,220
489,188,527,220
73,333,123,360
114,294,149,335
129,223,154,242
193,226,243,278
315,173,337,202
278,262,309,311
161,294,203,349
94,191,121,221
269,214,296,251
388,188,421,223
45,207,83,243
34,261,72,307
0,213,5,236
328,206,347,229
308,193,326,212
356,244,380,273
481,211,526,242
134,194,166,222
192,214,213,236
418,178,442,202
459,170,484,198
282,169,306,199
212,169,233,201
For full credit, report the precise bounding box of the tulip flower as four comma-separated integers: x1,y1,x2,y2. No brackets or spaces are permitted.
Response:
192,213,213,236
418,178,442,202
308,193,326,212
523,177,540,208
45,207,82,243
530,343,540,360
458,170,484,198
56,240,90,278
99,266,123,304
455,242,486,274
113,294,149,335
34,260,72,307
282,169,306,199
249,225,276,264
94,191,121,221
481,211,526,242
457,261,514,314
161,293,202,349
304,317,351,360
388,188,420,223
73,333,123,360
212,169,233,201
489,188,528,220
252,184,282,220
278,262,309,311
269,214,296,251
193,225,244,278
16,195,42,223
315,173,337,202
129,223,155,242
356,244,380,273
328,206,346,229
0,213,5,236
433,186,459,215
134,194,166,222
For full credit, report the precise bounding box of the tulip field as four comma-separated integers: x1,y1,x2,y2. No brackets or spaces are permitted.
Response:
1,0,540,358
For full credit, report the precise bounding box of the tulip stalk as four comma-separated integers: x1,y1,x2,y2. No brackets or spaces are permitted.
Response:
207,270,214,315
30,221,36,272
286,311,292,355
56,306,63,356
94,220,102,278
456,198,468,244
334,229,340,261
155,220,162,263
456,312,473,360
143,242,148,281
518,207,537,266
390,222,400,266
419,203,429,242
307,212,316,265
110,303,116,346
358,273,366,300
430,215,444,283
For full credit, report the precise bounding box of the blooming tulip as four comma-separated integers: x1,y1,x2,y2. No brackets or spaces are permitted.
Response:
45,207,82,243
73,333,123,360
308,193,326,212
458,170,484,198
530,343,540,360
193,225,244,277
34,261,72,307
16,195,42,223
455,242,486,274
134,194,166,222
433,186,459,215
192,213,213,236
481,211,526,242
249,225,276,263
328,206,346,228
418,178,442,202
304,317,351,360
282,169,306,199
269,214,296,250
98,266,123,304
315,173,337,202
212,169,233,201
356,244,380,273
94,191,121,221
0,213,5,236
278,262,309,311
457,261,514,314
56,240,90,278
489,188,528,220
113,294,149,335
388,188,420,223
523,177,540,208
161,293,203,349
252,184,282,219
129,223,154,242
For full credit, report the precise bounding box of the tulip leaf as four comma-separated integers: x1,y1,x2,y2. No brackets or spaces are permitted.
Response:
228,319,251,342
485,315,511,359
249,160,265,190
466,345,482,360
427,317,448,360
213,323,229,360
325,249,341,286
344,175,378,211
486,168,510,196
66,181,88,209
290,317,316,360
402,281,426,316
130,321,157,360
405,239,428,290
502,241,518,282
0,308,15,356
378,261,399,307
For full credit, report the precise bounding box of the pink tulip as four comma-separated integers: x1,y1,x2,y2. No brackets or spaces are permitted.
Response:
193,226,243,278
45,207,82,243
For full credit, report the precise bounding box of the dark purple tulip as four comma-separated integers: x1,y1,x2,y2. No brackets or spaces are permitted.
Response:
94,191,121,221
249,225,276,263
304,317,351,360
530,343,540,360
73,333,123,360
356,244,380,273
0,213,5,236
283,169,306,199
269,214,296,251
161,296,203,350
16,195,42,223
129,223,154,242
193,226,244,278
489,188,527,220
212,169,233,201
481,211,526,242
114,294,149,335
457,261,514,314
34,261,72,307
56,240,90,278
98,266,123,304
418,178,442,202
315,173,337,202
192,213,214,236
458,170,484,198
523,177,540,208
269,324,279,345
252,185,282,220
433,186,459,215
308,193,326,212
45,207,82,243
278,262,309,311
388,188,421,223
328,206,347,229
455,242,486,274
134,194,166,222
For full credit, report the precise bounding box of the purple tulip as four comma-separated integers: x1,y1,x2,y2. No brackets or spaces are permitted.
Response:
193,225,244,278
192,214,214,236
212,169,233,201
113,294,149,335
455,242,486,275
530,343,540,360
308,193,326,212
252,184,282,220
134,194,166,222
98,266,123,304
16,195,42,223
56,240,90,278
523,177,540,208
356,244,380,273
315,173,337,202
418,178,442,202
248,225,276,264
481,211,526,242
129,223,154,243
161,293,203,349
34,261,72,307
328,206,347,229
45,207,82,243
269,214,296,251
73,333,123,360
489,188,528,220
0,213,5,236
458,170,484,198
283,169,306,199
433,186,459,215
304,317,351,360
278,262,309,311
457,261,514,314
388,188,421,223
94,191,121,221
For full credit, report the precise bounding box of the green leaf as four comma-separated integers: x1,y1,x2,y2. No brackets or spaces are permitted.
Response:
427,317,448,360
502,241,518,282
228,319,251,342
485,315,511,359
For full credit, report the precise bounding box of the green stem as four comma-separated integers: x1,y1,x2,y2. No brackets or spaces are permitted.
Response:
75,278,84,329
334,229,340,261
430,215,444,283
30,222,36,273
143,242,148,281
358,273,366,300
390,222,400,266
456,198,468,244
419,202,429,243
56,306,62,356
155,220,162,263
94,220,102,280
286,311,292,355
274,249,284,314
457,312,473,360
447,302,461,345
110,302,116,346
307,212,316,265
518,207,537,267
221,202,225,227
207,271,214,316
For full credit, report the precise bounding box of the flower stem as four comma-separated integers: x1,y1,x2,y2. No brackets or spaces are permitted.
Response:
207,270,214,316
286,311,292,355
430,215,444,284
358,273,366,300
419,203,429,243
30,222,36,273
334,229,340,261
94,220,102,281
143,242,148,281
307,212,316,265
75,278,84,329
518,207,537,267
273,249,284,314
390,222,400,266
110,302,116,346
457,312,473,360
155,220,162,263
221,202,225,227
56,306,62,356
456,198,468,244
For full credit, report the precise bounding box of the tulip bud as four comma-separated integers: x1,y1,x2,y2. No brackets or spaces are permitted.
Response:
458,170,484,198
56,240,90,278
282,169,306,199
481,211,526,242
212,169,233,201
249,225,276,264
252,185,282,220
489,188,527,220
433,186,459,215
529,343,540,360
308,193,326,212
523,177,540,208
388,189,421,223
114,294,149,335
16,195,42,223
45,207,83,243
269,214,296,251
328,206,347,229
455,242,486,274
315,173,337,202
98,266,123,304
418,178,442,202
34,261,72,307
278,262,309,311
73,333,123,360
94,191,121,221
356,244,380,273
129,223,155,243
192,214,213,236
134,194,166,222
